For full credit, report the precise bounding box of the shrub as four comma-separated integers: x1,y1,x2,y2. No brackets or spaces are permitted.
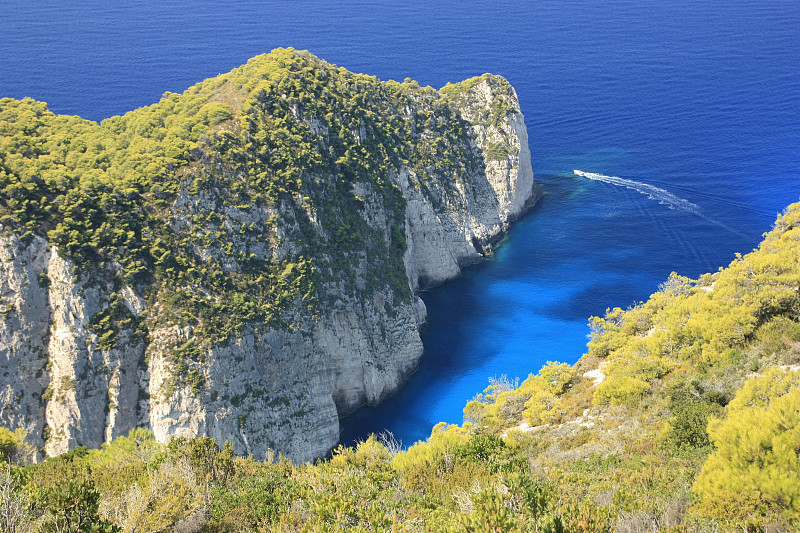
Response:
693,368,800,529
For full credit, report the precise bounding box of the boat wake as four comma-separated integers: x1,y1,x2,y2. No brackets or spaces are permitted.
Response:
573,170,747,247
573,170,701,215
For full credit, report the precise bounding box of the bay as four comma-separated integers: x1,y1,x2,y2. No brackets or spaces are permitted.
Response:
2,0,798,448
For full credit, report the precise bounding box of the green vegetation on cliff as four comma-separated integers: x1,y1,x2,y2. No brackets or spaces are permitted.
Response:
0,48,518,376
2,189,798,531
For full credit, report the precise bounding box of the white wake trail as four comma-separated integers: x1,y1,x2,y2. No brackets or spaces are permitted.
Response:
573,170,701,214
573,169,747,239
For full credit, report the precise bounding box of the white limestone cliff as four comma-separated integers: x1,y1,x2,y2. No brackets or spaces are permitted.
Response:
403,78,537,288
0,76,540,463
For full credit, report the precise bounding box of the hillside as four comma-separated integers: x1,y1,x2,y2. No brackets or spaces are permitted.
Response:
0,48,539,462
1,202,797,531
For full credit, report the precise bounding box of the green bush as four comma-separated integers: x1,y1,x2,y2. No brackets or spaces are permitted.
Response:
694,368,800,529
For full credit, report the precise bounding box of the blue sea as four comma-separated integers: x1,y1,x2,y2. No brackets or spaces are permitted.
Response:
2,0,798,448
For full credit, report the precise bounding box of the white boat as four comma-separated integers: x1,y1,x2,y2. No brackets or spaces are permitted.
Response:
573,169,596,178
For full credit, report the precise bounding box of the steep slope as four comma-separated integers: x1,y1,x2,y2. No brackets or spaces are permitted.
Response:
0,48,540,461
5,206,797,532
453,200,800,530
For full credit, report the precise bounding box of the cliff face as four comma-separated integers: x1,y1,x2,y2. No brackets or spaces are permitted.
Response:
0,49,539,462
404,77,536,288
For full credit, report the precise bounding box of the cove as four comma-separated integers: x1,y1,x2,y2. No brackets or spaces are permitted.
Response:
340,168,755,447
2,0,798,452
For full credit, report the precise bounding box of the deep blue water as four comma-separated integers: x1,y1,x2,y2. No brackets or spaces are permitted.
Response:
2,1,798,448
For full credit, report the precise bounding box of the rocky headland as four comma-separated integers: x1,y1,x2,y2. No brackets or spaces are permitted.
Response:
0,48,539,462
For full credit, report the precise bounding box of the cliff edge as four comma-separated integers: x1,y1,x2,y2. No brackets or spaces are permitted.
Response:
0,48,540,462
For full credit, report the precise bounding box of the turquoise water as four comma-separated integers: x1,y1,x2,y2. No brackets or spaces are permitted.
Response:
2,0,798,448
